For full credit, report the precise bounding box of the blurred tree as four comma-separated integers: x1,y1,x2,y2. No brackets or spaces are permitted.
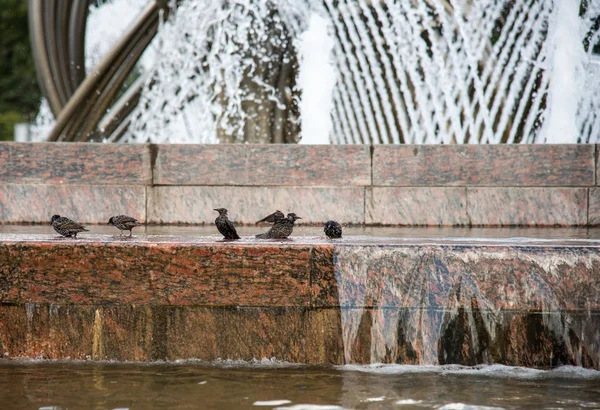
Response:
0,0,41,140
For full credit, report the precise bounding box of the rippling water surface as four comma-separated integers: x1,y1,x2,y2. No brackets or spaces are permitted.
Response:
1,361,599,410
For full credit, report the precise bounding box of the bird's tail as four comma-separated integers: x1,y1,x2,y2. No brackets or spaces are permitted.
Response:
255,233,268,239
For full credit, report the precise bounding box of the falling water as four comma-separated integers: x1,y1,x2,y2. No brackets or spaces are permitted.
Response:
30,0,600,144
541,0,588,143
296,13,337,144
334,245,600,367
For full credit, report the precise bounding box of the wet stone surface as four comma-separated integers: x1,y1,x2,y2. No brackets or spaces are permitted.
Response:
0,231,599,368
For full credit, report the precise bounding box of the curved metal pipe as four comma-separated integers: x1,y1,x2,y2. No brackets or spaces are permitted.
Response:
29,0,63,116
68,0,89,91
45,0,69,106
57,0,75,97
47,1,161,141
100,76,146,141
74,16,160,140
66,8,160,141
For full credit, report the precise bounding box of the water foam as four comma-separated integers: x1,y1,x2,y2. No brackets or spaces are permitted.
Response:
254,400,293,406
339,364,600,380
438,405,504,410
275,406,346,410
396,399,423,405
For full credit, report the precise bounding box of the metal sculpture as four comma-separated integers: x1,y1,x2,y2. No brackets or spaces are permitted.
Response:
28,0,168,142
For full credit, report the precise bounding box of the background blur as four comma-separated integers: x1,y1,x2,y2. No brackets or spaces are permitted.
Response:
0,0,41,141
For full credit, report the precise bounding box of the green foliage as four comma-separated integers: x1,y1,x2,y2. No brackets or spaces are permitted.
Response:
0,0,41,140
0,111,22,141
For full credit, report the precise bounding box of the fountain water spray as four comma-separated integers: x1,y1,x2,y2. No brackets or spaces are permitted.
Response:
296,13,336,144
541,0,587,143
30,0,600,144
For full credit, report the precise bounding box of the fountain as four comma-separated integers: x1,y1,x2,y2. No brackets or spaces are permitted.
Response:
29,0,600,144
3,3,599,407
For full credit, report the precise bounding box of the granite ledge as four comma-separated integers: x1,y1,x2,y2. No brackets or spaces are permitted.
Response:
0,235,599,312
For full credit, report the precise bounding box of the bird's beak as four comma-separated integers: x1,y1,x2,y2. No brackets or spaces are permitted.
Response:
297,217,302,219
213,208,218,211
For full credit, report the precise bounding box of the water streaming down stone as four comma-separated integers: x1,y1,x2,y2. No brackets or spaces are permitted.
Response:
334,245,600,367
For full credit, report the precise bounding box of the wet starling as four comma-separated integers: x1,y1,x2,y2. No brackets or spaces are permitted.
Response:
324,220,342,239
108,215,142,237
255,213,302,239
51,215,89,238
214,208,241,240
255,210,285,225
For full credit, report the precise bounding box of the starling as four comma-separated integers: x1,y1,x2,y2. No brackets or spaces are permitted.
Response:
324,220,343,239
51,215,89,238
256,210,285,225
108,215,142,237
214,208,241,240
255,213,302,239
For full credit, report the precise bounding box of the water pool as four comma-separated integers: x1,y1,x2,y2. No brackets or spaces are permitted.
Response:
1,361,599,409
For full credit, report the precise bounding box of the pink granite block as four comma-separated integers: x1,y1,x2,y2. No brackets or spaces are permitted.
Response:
0,245,20,303
324,244,600,311
373,145,594,187
437,245,600,312
147,186,365,224
366,187,468,226
0,142,151,185
98,306,157,361
0,304,95,360
331,245,439,308
0,184,146,224
588,188,600,225
597,144,600,186
508,246,600,311
10,242,315,307
467,188,587,226
154,144,371,186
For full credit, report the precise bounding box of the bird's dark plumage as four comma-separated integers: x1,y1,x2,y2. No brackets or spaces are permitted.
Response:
255,213,301,239
108,215,142,237
214,208,240,240
256,210,285,225
51,215,88,238
324,220,342,239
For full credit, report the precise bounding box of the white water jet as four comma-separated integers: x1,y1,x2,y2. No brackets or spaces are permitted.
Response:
296,14,336,144
85,0,151,70
541,0,588,143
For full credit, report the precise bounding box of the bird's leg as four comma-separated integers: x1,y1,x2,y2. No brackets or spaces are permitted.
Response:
129,230,133,238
